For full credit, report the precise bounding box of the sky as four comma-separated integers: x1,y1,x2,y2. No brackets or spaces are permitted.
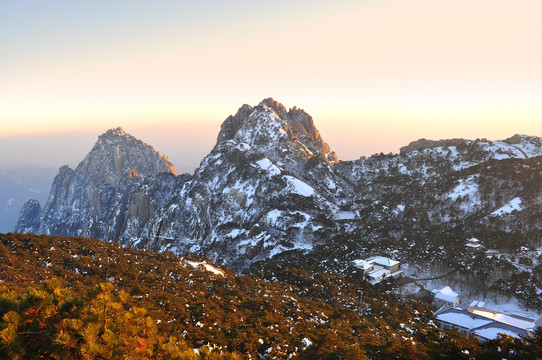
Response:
1,0,541,173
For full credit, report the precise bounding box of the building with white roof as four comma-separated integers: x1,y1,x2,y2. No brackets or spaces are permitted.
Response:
433,303,541,341
372,257,400,272
433,307,493,336
432,286,460,308
352,256,402,284
466,237,484,251
472,322,529,341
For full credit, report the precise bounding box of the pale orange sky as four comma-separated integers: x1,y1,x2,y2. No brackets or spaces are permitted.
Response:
1,0,541,172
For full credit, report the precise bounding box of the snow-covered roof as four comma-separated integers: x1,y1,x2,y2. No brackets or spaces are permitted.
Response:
469,308,534,330
472,322,528,340
529,316,542,330
435,305,540,341
433,286,458,297
469,300,485,308
434,308,492,329
373,257,399,267
435,292,458,304
433,286,459,303
352,259,373,270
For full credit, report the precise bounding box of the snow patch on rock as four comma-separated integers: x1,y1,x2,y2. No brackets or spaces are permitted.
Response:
491,198,522,216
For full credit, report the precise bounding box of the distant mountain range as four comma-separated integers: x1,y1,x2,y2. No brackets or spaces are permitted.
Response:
0,166,56,233
14,98,542,308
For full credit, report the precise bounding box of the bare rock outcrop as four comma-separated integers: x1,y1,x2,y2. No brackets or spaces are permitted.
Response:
15,127,183,241
400,138,467,154
14,199,41,234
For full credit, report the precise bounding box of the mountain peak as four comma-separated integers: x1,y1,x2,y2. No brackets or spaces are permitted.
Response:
79,128,177,186
216,99,338,164
103,127,126,137
259,97,288,118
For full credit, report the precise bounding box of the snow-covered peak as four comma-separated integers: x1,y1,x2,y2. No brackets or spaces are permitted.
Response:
215,98,338,166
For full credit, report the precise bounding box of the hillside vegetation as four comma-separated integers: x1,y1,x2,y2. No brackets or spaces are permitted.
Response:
1,233,542,359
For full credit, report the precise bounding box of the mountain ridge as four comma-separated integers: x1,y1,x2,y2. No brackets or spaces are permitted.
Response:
13,99,542,306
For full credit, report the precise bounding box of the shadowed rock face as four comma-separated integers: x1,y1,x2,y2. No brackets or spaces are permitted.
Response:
14,199,41,234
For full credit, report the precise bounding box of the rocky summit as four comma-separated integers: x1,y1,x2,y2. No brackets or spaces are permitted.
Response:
15,100,542,276
147,99,347,268
15,127,184,242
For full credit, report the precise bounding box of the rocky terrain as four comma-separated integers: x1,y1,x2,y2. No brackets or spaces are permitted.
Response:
14,99,542,307
16,128,187,245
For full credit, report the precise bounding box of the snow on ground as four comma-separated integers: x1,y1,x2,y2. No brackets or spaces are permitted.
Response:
236,142,251,152
283,175,315,197
334,211,356,220
490,197,522,216
397,164,407,174
262,209,311,229
268,240,313,259
267,231,314,259
295,212,311,228
224,228,246,238
446,176,481,212
393,204,405,214
519,140,542,158
185,260,225,277
255,158,281,176
447,176,479,202
325,177,337,190
484,142,524,160
221,179,256,208
301,338,313,348
448,146,458,158
264,209,283,226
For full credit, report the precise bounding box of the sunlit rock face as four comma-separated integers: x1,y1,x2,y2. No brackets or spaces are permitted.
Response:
15,127,184,244
217,98,338,165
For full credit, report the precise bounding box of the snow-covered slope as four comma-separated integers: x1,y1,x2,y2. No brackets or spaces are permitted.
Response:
335,134,542,231
148,100,346,268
